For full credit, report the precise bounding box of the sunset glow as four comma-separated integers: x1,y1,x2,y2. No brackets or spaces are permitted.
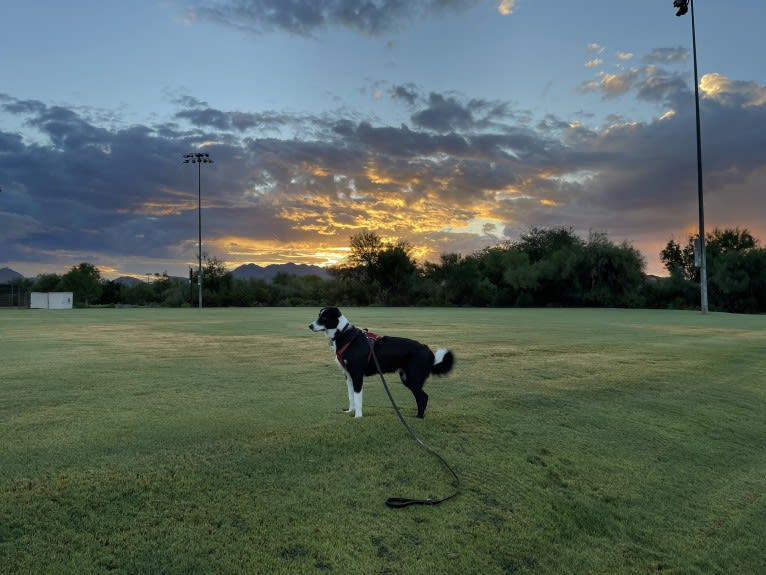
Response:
2,2,765,280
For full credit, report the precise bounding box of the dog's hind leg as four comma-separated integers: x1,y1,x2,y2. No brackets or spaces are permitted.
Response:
402,368,429,418
414,389,429,418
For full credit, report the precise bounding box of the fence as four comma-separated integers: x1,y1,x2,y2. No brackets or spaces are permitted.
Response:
0,284,30,307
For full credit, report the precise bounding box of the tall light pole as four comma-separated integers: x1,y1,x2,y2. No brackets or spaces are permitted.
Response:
674,0,708,313
183,152,213,310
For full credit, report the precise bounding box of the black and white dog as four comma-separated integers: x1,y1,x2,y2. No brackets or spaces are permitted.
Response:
309,307,454,418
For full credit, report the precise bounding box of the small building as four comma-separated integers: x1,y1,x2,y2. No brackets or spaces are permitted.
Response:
30,292,74,309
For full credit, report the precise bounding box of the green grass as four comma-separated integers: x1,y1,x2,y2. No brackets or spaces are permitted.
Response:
1,307,765,574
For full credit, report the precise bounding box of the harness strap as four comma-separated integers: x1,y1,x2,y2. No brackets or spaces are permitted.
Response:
336,329,381,367
335,338,354,364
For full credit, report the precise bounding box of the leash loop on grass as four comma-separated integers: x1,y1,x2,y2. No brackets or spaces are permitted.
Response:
366,336,460,508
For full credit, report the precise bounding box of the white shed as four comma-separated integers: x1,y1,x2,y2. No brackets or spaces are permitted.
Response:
30,292,74,309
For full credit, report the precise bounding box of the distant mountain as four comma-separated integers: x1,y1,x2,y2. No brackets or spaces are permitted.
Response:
0,267,25,283
113,276,146,286
0,264,329,285
232,263,329,281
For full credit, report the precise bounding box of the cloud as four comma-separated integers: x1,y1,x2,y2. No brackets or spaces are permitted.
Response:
497,0,517,16
391,84,419,106
580,65,687,107
192,0,481,36
407,91,516,133
587,43,605,55
411,93,475,132
582,70,640,98
700,73,766,107
174,107,291,133
2,65,766,278
644,47,688,65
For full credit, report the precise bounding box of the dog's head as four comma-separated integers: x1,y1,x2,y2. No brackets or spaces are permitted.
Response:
309,306,348,338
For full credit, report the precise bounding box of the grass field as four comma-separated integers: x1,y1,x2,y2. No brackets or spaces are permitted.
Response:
1,307,765,574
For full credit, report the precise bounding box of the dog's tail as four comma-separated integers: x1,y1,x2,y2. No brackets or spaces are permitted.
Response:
431,348,455,376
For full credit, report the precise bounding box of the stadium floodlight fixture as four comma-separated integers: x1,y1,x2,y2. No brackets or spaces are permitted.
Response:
672,0,708,313
674,0,689,17
182,152,214,310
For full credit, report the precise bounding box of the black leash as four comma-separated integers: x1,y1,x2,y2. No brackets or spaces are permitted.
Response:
367,336,460,508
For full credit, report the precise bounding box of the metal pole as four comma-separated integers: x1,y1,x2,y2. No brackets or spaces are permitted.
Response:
197,160,203,310
183,152,212,310
689,0,708,313
675,0,708,313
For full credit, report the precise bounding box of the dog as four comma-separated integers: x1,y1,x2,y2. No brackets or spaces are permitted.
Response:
309,307,454,418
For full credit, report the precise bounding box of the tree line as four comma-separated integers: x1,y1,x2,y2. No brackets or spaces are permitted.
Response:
7,227,766,313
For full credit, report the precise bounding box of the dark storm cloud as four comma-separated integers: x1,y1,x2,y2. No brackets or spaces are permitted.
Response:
409,92,516,133
0,97,202,265
174,107,292,133
0,131,24,153
353,121,470,156
411,93,474,132
391,84,419,106
27,106,113,150
3,57,766,277
193,0,480,36
1,96,48,117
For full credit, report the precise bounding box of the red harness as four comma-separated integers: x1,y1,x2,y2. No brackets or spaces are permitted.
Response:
336,329,381,366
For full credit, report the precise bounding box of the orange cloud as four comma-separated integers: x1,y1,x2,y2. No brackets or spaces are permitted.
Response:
497,0,517,16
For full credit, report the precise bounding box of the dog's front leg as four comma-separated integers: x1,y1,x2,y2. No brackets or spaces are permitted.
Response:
349,373,363,418
344,374,355,414
352,387,363,418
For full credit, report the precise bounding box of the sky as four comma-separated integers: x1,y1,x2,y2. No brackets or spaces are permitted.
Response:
1,0,765,280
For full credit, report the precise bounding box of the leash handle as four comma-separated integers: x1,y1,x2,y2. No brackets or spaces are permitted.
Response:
367,337,460,509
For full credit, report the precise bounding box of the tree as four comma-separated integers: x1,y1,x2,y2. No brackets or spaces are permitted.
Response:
707,227,757,254
477,246,517,305
374,241,417,305
508,227,585,305
659,228,766,313
334,232,418,305
706,228,761,313
201,256,233,306
425,253,493,306
32,273,62,292
582,232,645,307
344,231,383,281
514,226,583,263
60,263,102,306
100,280,124,305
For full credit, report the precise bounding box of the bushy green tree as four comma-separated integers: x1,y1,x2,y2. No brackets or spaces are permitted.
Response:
60,263,102,306
582,232,646,307
659,228,766,313
32,273,62,292
331,232,418,305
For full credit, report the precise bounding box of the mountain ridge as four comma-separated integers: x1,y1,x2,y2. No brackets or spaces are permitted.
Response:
231,263,329,281
0,263,330,283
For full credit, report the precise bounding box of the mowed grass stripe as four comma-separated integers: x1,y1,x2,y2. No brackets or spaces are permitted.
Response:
1,307,765,574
